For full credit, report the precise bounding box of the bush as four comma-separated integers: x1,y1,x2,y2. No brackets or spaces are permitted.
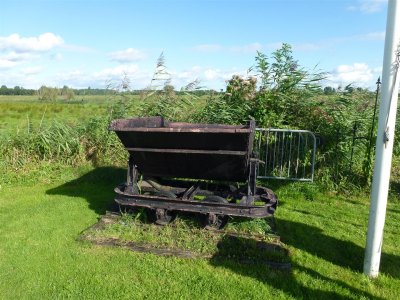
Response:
195,43,325,127
194,43,378,189
0,116,126,180
37,86,59,101
139,84,193,121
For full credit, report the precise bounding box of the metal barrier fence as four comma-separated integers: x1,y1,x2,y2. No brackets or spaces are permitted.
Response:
255,128,316,182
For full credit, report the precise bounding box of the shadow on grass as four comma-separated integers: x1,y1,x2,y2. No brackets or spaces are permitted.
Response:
389,180,400,196
45,167,398,298
276,219,400,279
46,166,125,215
210,221,388,300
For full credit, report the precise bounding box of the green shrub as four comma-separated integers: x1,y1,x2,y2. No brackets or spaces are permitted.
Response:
37,86,59,101
0,116,126,181
194,43,378,189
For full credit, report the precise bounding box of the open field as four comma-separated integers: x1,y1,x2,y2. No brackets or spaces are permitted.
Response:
0,95,206,136
0,95,115,136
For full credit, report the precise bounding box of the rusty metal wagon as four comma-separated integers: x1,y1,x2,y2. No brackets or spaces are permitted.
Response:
109,116,277,229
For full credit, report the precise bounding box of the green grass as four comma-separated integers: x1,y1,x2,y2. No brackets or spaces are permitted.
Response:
1,165,399,299
83,211,285,263
0,95,108,135
0,95,147,136
0,94,207,137
1,94,399,299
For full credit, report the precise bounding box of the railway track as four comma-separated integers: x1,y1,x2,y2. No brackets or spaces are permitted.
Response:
79,210,291,271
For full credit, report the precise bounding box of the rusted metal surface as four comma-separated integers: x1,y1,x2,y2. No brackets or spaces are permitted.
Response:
109,116,254,181
109,116,278,226
114,183,277,218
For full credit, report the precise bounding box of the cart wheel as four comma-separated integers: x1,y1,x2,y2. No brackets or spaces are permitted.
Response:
203,196,229,230
154,191,177,225
259,187,278,214
154,208,175,225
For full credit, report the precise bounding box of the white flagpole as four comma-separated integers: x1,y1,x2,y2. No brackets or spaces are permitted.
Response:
364,0,400,278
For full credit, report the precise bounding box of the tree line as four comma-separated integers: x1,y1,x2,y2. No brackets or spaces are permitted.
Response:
0,84,223,98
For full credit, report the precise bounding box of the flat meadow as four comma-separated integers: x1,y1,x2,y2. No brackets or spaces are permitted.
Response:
1,95,400,299
0,95,112,135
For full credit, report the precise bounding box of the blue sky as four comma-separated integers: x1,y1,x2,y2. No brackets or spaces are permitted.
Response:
0,0,388,90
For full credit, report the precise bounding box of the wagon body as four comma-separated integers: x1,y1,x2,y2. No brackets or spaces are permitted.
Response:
109,116,277,227
109,116,255,182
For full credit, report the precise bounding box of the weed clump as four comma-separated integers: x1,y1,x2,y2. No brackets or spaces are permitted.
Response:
0,116,126,183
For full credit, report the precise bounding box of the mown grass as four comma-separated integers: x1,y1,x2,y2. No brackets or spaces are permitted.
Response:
1,165,399,299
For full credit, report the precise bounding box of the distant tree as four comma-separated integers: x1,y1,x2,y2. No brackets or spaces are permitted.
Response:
38,86,59,101
344,84,354,94
0,85,8,95
323,86,336,95
61,85,75,100
163,84,175,98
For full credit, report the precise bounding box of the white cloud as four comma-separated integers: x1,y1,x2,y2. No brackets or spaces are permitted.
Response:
264,43,284,51
357,31,385,41
0,69,45,88
322,32,385,45
52,64,153,89
191,32,383,57
0,61,250,90
4,51,38,62
0,57,16,69
373,66,383,74
191,44,223,52
61,44,95,53
229,43,263,53
171,66,248,89
204,69,219,81
109,48,146,63
94,64,140,79
327,63,380,88
0,33,64,53
23,66,43,75
292,31,385,53
0,50,40,69
0,52,40,69
0,33,65,69
192,43,264,54
293,43,324,51
348,0,387,13
174,66,202,80
204,68,241,82
51,53,63,61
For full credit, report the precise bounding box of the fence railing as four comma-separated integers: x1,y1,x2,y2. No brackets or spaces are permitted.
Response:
255,128,316,182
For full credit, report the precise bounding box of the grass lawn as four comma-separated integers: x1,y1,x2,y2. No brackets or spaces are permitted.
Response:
1,165,399,299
